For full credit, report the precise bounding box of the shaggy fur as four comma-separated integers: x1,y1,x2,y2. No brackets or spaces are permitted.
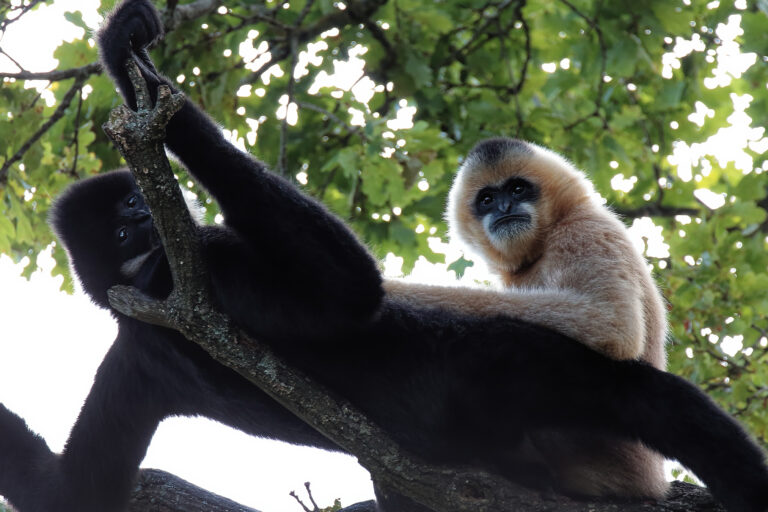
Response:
385,138,668,497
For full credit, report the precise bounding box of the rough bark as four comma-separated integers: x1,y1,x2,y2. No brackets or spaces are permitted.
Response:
129,469,261,512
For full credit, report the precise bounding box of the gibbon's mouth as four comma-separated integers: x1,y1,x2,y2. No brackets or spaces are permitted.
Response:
492,214,530,230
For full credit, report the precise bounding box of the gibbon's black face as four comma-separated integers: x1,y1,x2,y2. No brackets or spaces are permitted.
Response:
49,170,163,309
473,176,539,242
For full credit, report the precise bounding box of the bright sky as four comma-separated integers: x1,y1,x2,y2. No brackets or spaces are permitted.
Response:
1,0,764,509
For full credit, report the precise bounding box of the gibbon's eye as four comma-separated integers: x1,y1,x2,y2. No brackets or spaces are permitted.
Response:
126,195,138,208
479,192,494,206
511,183,526,195
117,227,128,242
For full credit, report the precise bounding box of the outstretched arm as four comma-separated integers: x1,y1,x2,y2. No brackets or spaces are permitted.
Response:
0,336,164,512
98,0,383,324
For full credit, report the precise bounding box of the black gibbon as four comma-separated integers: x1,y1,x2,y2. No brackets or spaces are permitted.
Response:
385,138,667,497
0,2,767,512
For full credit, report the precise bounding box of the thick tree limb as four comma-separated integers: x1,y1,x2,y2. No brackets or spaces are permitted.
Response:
127,470,727,512
102,61,731,512
129,469,262,512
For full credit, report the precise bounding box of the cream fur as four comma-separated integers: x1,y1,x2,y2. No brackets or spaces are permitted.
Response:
384,140,669,498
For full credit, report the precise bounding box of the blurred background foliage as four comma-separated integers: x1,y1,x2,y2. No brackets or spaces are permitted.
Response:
1,0,767,449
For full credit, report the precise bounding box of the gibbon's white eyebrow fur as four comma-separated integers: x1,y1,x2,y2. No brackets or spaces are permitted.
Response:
120,248,158,278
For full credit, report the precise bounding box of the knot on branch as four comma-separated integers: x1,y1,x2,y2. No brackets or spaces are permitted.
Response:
102,60,185,150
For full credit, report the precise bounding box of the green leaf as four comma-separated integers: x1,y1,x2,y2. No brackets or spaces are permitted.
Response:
447,256,474,279
404,53,432,89
63,11,88,31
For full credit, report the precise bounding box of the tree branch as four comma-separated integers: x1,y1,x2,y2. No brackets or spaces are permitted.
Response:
0,74,88,185
560,0,608,130
0,61,102,81
278,34,299,179
129,469,262,512
163,0,223,31
127,470,728,512
239,0,388,86
0,0,46,33
614,204,700,220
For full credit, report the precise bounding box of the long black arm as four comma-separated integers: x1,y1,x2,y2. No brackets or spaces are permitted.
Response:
98,1,383,336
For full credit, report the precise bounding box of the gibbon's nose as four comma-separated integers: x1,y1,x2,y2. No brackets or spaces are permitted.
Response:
498,199,513,213
130,209,151,221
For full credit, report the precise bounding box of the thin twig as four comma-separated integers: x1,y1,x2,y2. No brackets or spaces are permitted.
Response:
559,0,608,129
0,75,88,185
296,100,367,142
0,61,102,81
296,0,317,26
613,204,699,219
510,0,529,95
0,0,45,32
278,35,299,179
69,86,84,176
0,46,25,72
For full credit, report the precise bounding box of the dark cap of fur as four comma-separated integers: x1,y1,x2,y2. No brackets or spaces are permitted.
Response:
466,138,532,168
49,170,137,244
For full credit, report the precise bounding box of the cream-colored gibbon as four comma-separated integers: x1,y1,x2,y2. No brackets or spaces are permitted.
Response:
385,138,668,498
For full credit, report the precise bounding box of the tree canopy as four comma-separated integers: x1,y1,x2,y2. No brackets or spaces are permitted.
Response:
1,0,767,455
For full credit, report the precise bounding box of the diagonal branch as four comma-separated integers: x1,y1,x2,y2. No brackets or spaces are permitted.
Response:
0,74,88,185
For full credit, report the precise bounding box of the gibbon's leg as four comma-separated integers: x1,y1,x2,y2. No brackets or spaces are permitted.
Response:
0,328,338,512
482,350,768,512
0,404,56,512
384,280,646,360
0,336,167,512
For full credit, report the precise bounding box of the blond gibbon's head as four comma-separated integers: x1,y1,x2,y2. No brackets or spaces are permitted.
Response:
447,138,597,275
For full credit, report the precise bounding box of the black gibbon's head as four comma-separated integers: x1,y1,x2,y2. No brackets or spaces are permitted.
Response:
447,137,594,273
49,170,165,309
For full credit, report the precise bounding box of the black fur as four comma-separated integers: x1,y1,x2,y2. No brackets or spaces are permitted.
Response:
1,2,767,511
466,137,532,168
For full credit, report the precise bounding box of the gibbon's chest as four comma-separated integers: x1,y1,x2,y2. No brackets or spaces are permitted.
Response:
500,255,558,289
